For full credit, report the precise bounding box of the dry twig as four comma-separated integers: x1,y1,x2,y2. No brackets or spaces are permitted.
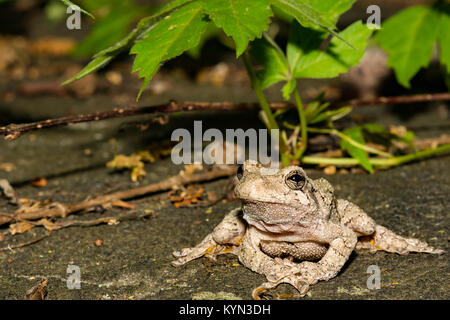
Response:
1,93,449,140
0,166,236,226
0,232,50,251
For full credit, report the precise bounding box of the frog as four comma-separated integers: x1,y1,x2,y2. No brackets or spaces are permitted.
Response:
172,160,444,299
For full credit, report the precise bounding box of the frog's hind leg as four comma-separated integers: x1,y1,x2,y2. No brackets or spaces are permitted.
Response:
172,208,246,267
361,225,444,255
337,199,444,255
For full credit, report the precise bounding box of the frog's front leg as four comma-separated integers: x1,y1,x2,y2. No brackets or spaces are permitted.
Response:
237,226,311,298
240,223,357,298
297,222,358,284
172,208,246,267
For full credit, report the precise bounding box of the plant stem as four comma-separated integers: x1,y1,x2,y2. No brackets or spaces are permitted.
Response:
294,88,308,159
242,52,278,131
242,51,290,166
308,127,392,158
302,143,450,168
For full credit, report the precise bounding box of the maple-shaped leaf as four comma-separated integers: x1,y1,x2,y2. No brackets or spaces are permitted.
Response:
375,5,440,88
288,21,372,79
204,0,273,56
130,1,209,99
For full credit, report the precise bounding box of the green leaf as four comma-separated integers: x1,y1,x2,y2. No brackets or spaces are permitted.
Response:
62,55,113,85
203,0,272,56
281,78,297,100
362,123,416,150
130,1,209,99
287,20,325,76
250,33,290,90
289,20,372,79
340,127,373,173
60,0,94,19
63,0,196,84
187,23,221,58
271,0,351,47
375,5,440,88
309,106,352,124
153,0,194,17
297,0,356,25
362,123,387,135
305,101,329,122
73,4,142,57
437,3,450,73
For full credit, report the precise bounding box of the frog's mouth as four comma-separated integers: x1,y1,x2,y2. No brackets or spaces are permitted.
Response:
240,199,304,213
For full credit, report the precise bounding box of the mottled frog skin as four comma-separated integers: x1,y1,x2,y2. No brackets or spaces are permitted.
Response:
172,161,444,298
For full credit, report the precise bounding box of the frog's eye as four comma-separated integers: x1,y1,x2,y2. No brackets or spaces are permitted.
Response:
285,170,306,190
237,165,244,180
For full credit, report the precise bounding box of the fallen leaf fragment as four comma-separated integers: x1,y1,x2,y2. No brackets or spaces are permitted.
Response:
31,177,47,188
105,71,122,85
94,238,104,247
112,200,136,210
0,163,15,172
37,218,61,231
169,185,207,207
10,221,33,235
196,62,230,87
107,219,119,226
389,125,407,138
324,165,337,175
106,151,157,182
0,179,18,204
30,37,76,56
181,164,204,176
24,278,48,300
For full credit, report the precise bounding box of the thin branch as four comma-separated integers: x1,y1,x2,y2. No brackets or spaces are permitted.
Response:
0,101,289,140
0,232,50,251
28,210,157,231
0,166,236,226
341,92,450,107
1,93,449,140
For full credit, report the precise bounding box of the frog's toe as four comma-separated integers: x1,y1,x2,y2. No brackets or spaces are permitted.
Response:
172,248,191,258
252,276,310,299
252,282,277,300
171,247,201,266
291,278,310,296
171,258,186,267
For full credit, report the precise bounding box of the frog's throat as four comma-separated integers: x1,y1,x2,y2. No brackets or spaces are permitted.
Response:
243,212,310,234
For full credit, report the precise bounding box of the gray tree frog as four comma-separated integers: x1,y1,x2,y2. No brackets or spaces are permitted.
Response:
172,161,444,298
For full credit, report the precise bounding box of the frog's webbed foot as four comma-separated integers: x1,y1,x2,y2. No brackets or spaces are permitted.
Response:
172,234,217,267
172,240,241,266
172,208,246,267
358,225,445,255
252,260,323,299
